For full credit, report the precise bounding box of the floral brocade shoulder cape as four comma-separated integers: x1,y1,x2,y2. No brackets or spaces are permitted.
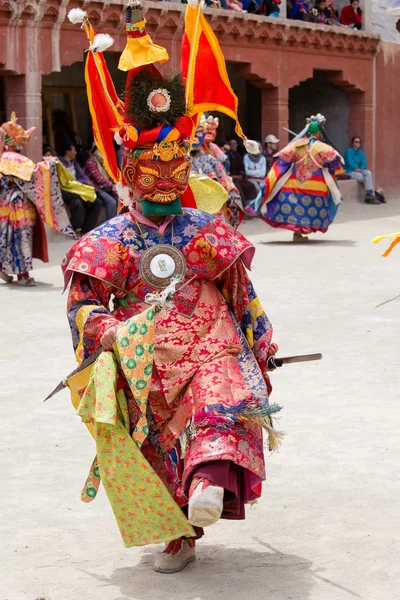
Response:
62,208,255,317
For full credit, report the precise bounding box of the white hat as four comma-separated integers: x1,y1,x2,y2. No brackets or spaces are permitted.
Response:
265,134,279,144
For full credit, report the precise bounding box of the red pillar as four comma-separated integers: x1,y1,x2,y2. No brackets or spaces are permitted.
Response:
348,92,365,142
348,91,373,169
6,72,42,163
261,87,289,148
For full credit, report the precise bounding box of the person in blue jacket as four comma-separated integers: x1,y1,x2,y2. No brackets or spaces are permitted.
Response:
288,1,310,20
344,136,383,205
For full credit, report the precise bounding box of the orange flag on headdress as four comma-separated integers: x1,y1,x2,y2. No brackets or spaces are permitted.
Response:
83,23,125,183
181,2,244,138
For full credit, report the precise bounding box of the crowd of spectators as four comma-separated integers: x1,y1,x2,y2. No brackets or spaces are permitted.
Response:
288,0,363,29
215,136,279,207
45,108,382,237
186,0,364,29
191,0,282,16
43,111,119,236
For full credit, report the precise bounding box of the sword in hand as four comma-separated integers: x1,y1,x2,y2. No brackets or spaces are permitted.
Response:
267,353,322,370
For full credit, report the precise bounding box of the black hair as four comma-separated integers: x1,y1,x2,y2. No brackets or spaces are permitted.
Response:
351,136,361,144
59,141,75,156
76,150,90,167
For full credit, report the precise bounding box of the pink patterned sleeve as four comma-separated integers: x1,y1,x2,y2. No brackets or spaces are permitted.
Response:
67,273,121,362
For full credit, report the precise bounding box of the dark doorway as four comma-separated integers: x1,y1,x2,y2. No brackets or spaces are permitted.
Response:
42,54,131,153
289,71,349,153
213,63,262,149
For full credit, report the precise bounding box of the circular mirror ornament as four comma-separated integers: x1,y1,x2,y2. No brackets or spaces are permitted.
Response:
139,244,186,289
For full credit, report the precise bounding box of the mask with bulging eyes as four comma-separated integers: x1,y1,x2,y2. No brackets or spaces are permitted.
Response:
122,154,191,215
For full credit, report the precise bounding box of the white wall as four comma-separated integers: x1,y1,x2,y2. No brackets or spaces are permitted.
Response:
372,0,400,42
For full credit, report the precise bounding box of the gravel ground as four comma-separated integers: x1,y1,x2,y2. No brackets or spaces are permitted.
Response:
1,198,399,600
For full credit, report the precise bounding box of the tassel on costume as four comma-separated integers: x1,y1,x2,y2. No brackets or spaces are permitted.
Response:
144,276,182,309
185,399,284,453
116,182,131,207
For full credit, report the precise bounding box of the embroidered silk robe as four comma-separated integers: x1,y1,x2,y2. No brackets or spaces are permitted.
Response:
63,209,278,509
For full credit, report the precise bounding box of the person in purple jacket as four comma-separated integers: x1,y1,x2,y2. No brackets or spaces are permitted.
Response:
78,149,117,220
58,143,102,234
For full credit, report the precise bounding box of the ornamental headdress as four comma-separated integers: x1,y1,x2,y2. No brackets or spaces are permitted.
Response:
203,115,220,143
306,114,326,137
67,0,257,212
1,112,35,147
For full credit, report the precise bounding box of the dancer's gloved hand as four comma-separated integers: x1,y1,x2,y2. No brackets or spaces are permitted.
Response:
266,343,279,371
100,324,118,350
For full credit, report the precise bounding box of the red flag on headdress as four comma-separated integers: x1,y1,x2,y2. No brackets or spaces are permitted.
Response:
181,3,244,139
83,23,124,183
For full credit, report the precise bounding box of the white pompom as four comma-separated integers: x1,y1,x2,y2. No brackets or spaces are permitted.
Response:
114,131,123,146
243,138,260,155
89,33,114,53
116,183,131,207
188,0,200,7
68,8,87,24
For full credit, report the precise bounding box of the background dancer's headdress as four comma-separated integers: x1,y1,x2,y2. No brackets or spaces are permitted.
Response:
68,0,257,213
290,114,326,143
203,115,220,144
1,112,35,147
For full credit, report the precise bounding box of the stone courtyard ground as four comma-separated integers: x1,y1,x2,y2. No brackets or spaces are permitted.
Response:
1,199,399,600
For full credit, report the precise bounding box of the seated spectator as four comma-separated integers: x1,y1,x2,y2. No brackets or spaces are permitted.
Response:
241,0,260,12
220,142,232,173
226,0,245,11
227,139,258,206
339,0,362,30
263,134,280,172
58,143,102,233
244,142,266,192
344,137,384,205
78,149,118,220
210,0,229,8
53,110,82,155
326,0,339,16
43,145,53,158
258,0,280,16
311,0,338,24
288,1,310,20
